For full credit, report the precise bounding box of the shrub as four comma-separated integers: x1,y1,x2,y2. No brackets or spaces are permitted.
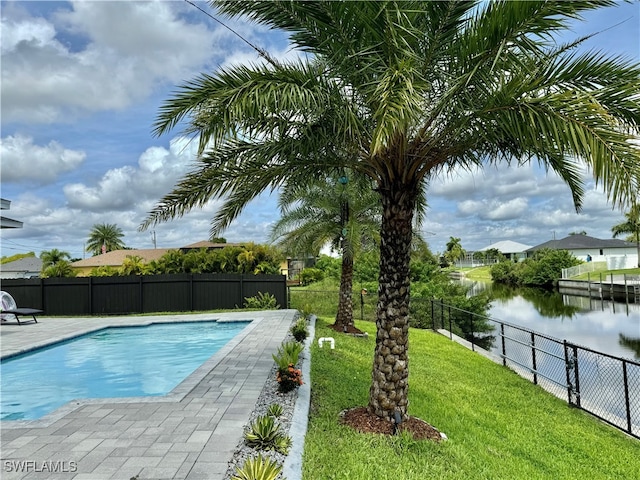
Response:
291,318,308,342
243,292,280,309
490,260,519,285
231,454,282,480
244,415,292,454
299,267,324,285
276,364,303,393
491,249,582,287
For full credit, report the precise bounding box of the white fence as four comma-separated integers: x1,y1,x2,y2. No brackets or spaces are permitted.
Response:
562,262,606,279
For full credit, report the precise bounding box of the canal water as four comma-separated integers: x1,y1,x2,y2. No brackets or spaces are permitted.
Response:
463,280,640,361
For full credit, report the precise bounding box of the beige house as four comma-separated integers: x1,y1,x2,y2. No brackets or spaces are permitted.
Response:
71,242,252,276
71,249,171,276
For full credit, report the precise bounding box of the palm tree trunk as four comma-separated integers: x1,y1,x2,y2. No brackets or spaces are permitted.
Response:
333,245,354,330
368,181,416,422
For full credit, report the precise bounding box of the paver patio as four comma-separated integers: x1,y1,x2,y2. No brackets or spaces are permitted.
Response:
0,309,298,479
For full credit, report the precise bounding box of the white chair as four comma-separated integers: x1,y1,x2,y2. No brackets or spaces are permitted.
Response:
0,291,42,325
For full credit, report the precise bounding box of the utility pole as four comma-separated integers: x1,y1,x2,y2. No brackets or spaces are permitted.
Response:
151,231,157,249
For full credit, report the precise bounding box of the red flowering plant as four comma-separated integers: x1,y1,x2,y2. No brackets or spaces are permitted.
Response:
276,363,303,393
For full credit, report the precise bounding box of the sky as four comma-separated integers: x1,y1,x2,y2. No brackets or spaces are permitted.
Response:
1,1,639,261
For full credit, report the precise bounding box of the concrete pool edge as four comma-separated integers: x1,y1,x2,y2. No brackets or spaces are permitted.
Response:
1,313,262,429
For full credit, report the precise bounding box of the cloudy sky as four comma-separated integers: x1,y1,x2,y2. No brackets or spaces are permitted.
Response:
1,1,638,260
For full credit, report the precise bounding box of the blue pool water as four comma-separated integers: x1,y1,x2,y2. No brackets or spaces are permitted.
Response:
0,321,249,420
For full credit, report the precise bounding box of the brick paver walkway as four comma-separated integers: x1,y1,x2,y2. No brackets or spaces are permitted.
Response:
0,310,297,479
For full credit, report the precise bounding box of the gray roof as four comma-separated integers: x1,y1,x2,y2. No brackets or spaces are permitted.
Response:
1,257,42,272
527,235,634,252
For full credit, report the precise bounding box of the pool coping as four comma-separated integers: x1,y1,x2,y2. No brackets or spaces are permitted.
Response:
0,310,299,480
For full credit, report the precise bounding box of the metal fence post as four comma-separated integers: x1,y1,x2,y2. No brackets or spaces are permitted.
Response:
564,340,573,405
470,311,475,351
501,323,506,366
573,345,581,408
622,360,632,435
431,300,435,331
531,331,538,385
448,304,452,340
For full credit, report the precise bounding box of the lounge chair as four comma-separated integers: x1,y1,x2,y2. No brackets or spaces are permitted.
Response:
0,291,42,325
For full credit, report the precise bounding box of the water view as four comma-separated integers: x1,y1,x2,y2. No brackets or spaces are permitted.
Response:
462,280,640,361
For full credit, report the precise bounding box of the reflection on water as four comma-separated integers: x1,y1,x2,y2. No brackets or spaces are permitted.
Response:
458,279,640,360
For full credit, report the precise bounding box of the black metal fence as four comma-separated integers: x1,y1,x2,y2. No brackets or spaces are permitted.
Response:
429,299,640,439
1,274,287,316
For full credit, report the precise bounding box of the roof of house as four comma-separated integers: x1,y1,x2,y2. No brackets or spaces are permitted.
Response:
71,249,172,268
479,240,532,253
527,235,634,252
181,241,241,249
0,257,43,272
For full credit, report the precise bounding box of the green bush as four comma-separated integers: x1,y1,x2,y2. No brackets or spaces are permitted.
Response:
490,260,519,285
299,267,325,285
491,249,582,287
243,292,280,309
291,318,308,342
231,454,282,480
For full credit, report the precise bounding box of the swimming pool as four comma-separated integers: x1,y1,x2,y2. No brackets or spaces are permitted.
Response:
0,320,250,420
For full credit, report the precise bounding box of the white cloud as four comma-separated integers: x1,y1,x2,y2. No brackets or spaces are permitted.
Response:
63,136,199,212
1,1,217,123
458,197,529,221
0,134,85,184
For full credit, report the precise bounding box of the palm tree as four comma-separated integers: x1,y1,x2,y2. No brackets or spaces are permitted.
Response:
86,223,126,256
611,203,640,268
444,237,465,266
40,249,71,270
142,1,640,422
120,255,147,276
41,260,76,278
271,172,382,331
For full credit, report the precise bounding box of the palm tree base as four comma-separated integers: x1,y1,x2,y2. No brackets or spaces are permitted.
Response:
328,322,365,335
340,407,443,441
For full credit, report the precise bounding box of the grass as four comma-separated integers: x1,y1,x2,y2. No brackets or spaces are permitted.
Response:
456,265,493,281
573,267,640,280
303,317,640,480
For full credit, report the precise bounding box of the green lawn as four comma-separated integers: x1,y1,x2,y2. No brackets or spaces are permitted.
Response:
303,317,639,480
573,267,640,280
456,265,493,281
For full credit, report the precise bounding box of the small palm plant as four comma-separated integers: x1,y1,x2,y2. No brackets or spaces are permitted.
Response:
290,318,308,342
272,340,304,392
243,292,280,309
231,454,282,480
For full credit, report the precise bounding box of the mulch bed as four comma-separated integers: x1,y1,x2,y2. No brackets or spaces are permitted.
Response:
340,407,444,441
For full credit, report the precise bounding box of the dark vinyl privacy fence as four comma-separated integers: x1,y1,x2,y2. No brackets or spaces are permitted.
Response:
1,274,286,316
